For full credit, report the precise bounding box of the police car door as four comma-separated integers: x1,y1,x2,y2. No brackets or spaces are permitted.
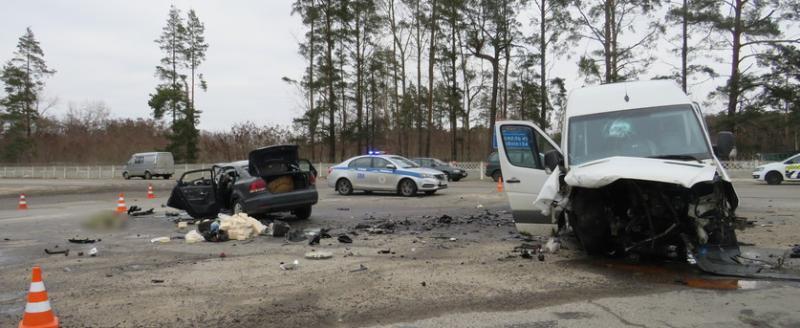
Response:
349,157,373,190
495,121,561,235
370,157,395,191
786,154,800,180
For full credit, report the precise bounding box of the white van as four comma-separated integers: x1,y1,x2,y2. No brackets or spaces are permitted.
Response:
494,80,739,263
123,152,175,180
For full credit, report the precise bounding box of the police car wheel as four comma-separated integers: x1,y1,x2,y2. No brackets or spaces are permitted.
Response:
399,179,417,197
337,179,353,195
766,171,782,185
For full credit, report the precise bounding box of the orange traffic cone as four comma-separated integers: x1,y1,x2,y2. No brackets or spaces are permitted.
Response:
115,193,127,213
147,184,156,199
496,176,504,192
19,266,59,328
18,194,28,210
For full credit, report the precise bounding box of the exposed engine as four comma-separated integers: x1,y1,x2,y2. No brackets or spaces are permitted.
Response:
565,178,739,259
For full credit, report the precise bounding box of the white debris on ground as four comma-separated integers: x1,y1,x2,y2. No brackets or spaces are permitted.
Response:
218,213,267,241
185,230,205,243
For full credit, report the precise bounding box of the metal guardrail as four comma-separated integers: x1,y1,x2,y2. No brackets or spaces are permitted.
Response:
0,161,760,180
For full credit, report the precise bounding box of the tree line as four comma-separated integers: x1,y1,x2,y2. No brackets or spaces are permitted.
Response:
289,0,800,162
1,2,798,164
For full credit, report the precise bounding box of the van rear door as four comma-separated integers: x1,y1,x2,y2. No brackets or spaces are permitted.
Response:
495,121,561,236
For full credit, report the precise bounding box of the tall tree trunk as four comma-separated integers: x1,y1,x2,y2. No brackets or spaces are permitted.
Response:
309,14,316,161
355,6,364,155
487,56,499,154
339,40,347,160
450,10,458,161
415,0,423,156
324,2,336,162
680,0,688,92
425,0,436,156
389,0,402,154
726,0,743,131
603,0,612,83
539,0,548,128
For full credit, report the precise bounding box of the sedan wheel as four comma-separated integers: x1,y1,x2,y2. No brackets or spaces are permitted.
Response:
233,199,245,214
766,172,783,185
122,172,130,180
337,179,353,195
399,179,417,197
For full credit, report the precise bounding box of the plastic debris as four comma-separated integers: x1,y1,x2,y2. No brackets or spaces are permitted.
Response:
305,251,333,260
337,235,353,244
544,238,561,253
68,238,96,244
150,237,170,243
280,260,299,271
88,247,98,257
177,222,188,229
350,264,368,272
44,248,69,256
185,230,205,243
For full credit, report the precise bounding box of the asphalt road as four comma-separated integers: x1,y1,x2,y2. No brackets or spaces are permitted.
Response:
1,177,799,327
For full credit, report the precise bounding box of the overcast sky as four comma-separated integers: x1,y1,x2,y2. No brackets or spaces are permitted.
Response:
0,0,307,131
1,2,795,132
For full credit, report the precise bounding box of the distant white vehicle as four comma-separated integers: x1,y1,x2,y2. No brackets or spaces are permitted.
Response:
327,154,448,196
123,152,174,180
752,153,800,185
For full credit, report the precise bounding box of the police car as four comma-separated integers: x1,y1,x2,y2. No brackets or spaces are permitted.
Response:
327,153,448,196
752,153,800,185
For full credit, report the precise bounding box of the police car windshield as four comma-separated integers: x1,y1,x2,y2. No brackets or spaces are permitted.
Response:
390,156,419,168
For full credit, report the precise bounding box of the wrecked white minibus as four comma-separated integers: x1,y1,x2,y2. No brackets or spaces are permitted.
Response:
495,80,752,273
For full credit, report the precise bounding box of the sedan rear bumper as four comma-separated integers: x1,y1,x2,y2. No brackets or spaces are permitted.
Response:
243,188,319,214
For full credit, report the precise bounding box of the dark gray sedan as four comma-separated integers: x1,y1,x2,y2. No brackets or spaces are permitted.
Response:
411,158,468,181
167,145,318,220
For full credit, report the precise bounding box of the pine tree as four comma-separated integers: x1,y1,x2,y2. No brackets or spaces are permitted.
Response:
0,27,55,161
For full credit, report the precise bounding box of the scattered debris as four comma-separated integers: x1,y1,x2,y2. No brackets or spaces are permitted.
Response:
286,229,307,242
129,208,155,217
544,238,561,253
538,253,545,261
378,249,391,254
337,235,353,244
219,252,226,258
350,264,368,272
437,215,453,224
63,267,72,273
308,234,321,246
305,251,333,260
89,247,98,257
421,281,427,287
791,245,800,259
44,248,69,256
280,260,299,271
270,221,291,237
127,205,142,215
68,238,96,244
165,211,180,217
150,237,170,243
185,230,205,243
151,279,164,283
177,222,188,229
337,207,351,211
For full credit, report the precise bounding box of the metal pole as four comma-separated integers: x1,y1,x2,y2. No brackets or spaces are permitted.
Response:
480,161,484,181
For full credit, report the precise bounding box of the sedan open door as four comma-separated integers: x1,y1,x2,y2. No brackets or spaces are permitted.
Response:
495,121,561,236
167,168,221,219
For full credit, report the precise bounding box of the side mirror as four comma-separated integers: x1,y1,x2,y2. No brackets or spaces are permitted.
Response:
386,164,396,170
543,150,564,172
715,131,735,160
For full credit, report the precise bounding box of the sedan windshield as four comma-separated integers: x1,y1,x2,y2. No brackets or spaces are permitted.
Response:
390,156,420,168
568,105,711,166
